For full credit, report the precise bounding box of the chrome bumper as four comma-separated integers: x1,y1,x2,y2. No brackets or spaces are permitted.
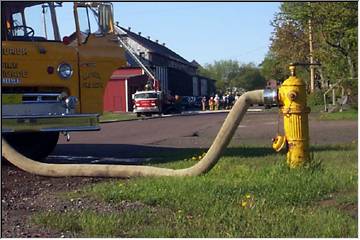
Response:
133,107,160,113
2,114,100,133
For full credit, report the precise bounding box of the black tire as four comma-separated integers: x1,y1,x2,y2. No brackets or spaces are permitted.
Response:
3,132,59,160
136,113,141,117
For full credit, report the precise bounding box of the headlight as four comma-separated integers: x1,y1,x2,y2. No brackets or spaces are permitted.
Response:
57,63,73,79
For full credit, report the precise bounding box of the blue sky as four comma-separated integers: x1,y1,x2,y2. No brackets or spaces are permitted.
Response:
114,2,280,66
26,2,280,66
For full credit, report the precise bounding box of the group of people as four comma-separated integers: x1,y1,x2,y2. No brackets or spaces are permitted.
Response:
201,93,238,111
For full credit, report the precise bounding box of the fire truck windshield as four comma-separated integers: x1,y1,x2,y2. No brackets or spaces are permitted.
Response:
77,6,101,38
4,3,63,41
134,93,159,99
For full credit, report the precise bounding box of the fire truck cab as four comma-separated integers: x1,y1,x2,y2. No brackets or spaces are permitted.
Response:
1,2,126,160
133,90,163,117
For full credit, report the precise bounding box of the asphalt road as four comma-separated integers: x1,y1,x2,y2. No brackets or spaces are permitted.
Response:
50,111,357,164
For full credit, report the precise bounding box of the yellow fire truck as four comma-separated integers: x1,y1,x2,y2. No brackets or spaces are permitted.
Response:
2,2,126,160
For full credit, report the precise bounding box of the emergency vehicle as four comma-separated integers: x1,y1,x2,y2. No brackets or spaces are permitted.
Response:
2,2,126,159
132,90,163,117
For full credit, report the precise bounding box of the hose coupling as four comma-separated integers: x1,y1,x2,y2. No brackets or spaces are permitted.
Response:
263,89,278,106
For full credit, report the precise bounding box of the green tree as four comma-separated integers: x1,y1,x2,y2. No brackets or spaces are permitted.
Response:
259,52,287,82
232,63,266,90
270,2,357,84
312,2,358,79
270,3,310,72
198,60,241,92
199,61,266,92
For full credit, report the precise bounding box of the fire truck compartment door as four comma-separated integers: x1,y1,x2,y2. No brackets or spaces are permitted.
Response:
78,34,126,113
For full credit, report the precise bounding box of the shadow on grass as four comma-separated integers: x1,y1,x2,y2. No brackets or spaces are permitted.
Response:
51,144,274,165
48,143,355,165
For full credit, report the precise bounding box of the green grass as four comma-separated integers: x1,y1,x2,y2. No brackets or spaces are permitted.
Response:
319,109,358,121
99,112,138,123
309,104,325,113
32,143,358,237
32,211,122,237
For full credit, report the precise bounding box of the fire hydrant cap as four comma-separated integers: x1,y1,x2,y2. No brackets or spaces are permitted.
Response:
281,76,305,86
272,135,287,152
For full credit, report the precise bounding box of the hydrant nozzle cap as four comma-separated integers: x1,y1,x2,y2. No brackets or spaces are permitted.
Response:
272,135,287,152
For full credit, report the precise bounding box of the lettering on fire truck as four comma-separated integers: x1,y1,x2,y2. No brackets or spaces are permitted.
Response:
2,47,28,56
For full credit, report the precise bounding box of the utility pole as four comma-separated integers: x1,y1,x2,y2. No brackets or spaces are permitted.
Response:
308,2,315,92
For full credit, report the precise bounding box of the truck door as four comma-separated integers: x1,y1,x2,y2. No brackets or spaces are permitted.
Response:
74,3,126,114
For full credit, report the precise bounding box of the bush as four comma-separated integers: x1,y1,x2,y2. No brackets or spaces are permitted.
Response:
307,91,324,106
349,96,358,110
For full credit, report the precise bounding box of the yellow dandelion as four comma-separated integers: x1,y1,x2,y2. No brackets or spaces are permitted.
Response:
246,194,251,199
191,156,197,161
241,201,247,207
198,156,202,160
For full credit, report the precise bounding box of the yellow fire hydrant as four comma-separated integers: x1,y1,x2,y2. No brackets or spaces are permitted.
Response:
273,64,311,168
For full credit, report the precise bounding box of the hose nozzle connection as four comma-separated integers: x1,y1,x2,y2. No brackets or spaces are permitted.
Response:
263,89,278,106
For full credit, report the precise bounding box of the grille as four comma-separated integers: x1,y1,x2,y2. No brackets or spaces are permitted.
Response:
21,93,61,103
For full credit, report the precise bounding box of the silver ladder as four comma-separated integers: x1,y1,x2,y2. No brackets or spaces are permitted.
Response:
114,25,159,89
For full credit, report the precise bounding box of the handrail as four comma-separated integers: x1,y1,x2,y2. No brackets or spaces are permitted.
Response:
323,78,357,112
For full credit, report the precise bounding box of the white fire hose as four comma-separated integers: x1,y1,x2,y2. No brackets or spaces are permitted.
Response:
2,89,277,177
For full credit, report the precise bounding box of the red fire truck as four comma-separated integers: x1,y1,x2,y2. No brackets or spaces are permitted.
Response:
132,89,180,117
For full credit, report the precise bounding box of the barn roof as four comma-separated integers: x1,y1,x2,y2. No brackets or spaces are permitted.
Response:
119,27,194,67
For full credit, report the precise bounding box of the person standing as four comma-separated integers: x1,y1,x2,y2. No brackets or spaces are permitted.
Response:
174,94,182,113
214,94,220,110
209,96,214,111
222,95,227,109
201,96,207,111
224,94,229,109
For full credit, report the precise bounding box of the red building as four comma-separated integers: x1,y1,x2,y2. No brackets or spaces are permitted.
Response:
117,27,216,97
103,68,148,112
266,79,279,89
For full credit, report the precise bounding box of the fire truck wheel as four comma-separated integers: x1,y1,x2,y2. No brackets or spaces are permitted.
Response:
3,132,59,161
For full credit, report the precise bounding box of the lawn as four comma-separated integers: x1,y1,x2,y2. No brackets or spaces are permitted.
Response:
33,143,357,238
319,109,358,121
99,112,138,123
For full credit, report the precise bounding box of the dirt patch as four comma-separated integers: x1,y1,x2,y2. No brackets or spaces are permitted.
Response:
339,203,358,220
1,163,110,237
318,194,358,220
318,198,338,208
1,162,150,237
